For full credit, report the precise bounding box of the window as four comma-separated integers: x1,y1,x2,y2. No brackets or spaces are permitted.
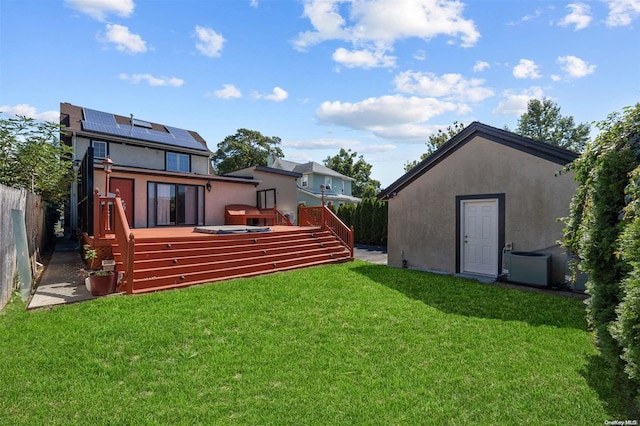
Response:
92,140,107,159
166,152,190,173
324,176,332,191
301,174,309,187
148,182,204,227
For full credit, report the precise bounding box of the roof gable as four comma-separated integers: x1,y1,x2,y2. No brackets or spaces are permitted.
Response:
272,158,355,181
379,121,579,199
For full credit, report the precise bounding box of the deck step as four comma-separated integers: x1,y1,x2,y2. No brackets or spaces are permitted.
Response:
110,227,353,293
131,251,351,292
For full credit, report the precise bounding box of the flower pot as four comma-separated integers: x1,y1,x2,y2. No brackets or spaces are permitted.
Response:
88,273,116,296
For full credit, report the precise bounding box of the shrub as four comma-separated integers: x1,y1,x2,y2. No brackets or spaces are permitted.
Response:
564,104,640,409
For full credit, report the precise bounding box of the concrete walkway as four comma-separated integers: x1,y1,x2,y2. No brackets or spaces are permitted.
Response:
353,245,387,265
28,237,96,309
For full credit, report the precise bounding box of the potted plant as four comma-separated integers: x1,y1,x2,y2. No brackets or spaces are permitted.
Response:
83,244,99,270
82,244,116,296
84,269,117,296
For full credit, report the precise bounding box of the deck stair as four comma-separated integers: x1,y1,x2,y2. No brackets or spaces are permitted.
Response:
112,228,352,294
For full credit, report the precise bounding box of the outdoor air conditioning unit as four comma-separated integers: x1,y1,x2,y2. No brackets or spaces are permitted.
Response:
503,251,551,287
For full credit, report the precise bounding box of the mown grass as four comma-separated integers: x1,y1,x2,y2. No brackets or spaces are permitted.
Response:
0,261,628,424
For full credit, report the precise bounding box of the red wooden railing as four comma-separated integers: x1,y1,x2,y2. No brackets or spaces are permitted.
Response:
262,207,294,226
93,188,135,294
299,206,354,258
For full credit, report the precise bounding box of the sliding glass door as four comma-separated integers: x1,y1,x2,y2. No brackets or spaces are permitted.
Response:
148,182,204,227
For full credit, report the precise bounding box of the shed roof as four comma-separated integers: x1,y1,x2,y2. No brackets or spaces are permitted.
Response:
378,121,579,199
225,165,302,179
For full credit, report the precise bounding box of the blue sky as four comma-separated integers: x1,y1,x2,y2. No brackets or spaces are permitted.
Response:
1,0,638,188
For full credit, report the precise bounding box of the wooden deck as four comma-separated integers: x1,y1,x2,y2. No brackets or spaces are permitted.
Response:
84,196,354,295
84,224,352,295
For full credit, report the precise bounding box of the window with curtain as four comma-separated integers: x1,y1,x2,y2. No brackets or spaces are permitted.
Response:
148,182,204,226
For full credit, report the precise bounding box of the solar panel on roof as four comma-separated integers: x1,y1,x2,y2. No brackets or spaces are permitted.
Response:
81,108,207,152
83,108,117,126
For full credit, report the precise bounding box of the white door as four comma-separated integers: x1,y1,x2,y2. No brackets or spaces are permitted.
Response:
461,199,498,276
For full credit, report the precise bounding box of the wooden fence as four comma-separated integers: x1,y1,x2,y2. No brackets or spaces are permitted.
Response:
0,184,45,310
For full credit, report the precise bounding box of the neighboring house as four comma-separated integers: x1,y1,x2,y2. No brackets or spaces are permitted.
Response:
60,102,260,232
224,165,302,224
268,157,361,208
378,122,578,286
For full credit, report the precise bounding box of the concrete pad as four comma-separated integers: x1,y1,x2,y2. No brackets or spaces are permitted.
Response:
354,245,387,265
28,281,95,309
28,239,96,309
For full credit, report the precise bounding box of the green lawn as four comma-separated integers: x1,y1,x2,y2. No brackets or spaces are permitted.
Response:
0,261,629,424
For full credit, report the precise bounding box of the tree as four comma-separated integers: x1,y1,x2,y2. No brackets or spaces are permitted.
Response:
212,128,284,175
512,98,590,152
404,121,465,172
0,115,73,204
564,103,640,410
323,148,381,198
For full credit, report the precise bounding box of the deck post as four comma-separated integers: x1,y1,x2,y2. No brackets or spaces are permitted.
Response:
320,184,326,229
93,188,101,237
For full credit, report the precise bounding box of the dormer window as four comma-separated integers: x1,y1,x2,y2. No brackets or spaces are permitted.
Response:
167,152,190,173
302,174,309,187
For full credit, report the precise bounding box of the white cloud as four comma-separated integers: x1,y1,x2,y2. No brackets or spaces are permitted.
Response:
255,87,289,102
413,50,427,61
0,104,59,122
250,0,259,7
316,95,459,140
472,60,490,72
513,59,541,79
521,8,543,22
492,87,545,115
605,0,640,26
558,3,592,30
64,0,134,21
365,144,397,153
195,25,225,57
293,1,350,50
210,84,242,99
293,0,480,53
394,71,494,103
119,73,184,87
283,138,362,150
557,55,596,78
102,24,146,54
332,47,396,68
373,123,435,140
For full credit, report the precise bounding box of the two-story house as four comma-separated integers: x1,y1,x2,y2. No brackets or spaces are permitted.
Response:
60,102,260,233
59,103,355,295
268,157,361,209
